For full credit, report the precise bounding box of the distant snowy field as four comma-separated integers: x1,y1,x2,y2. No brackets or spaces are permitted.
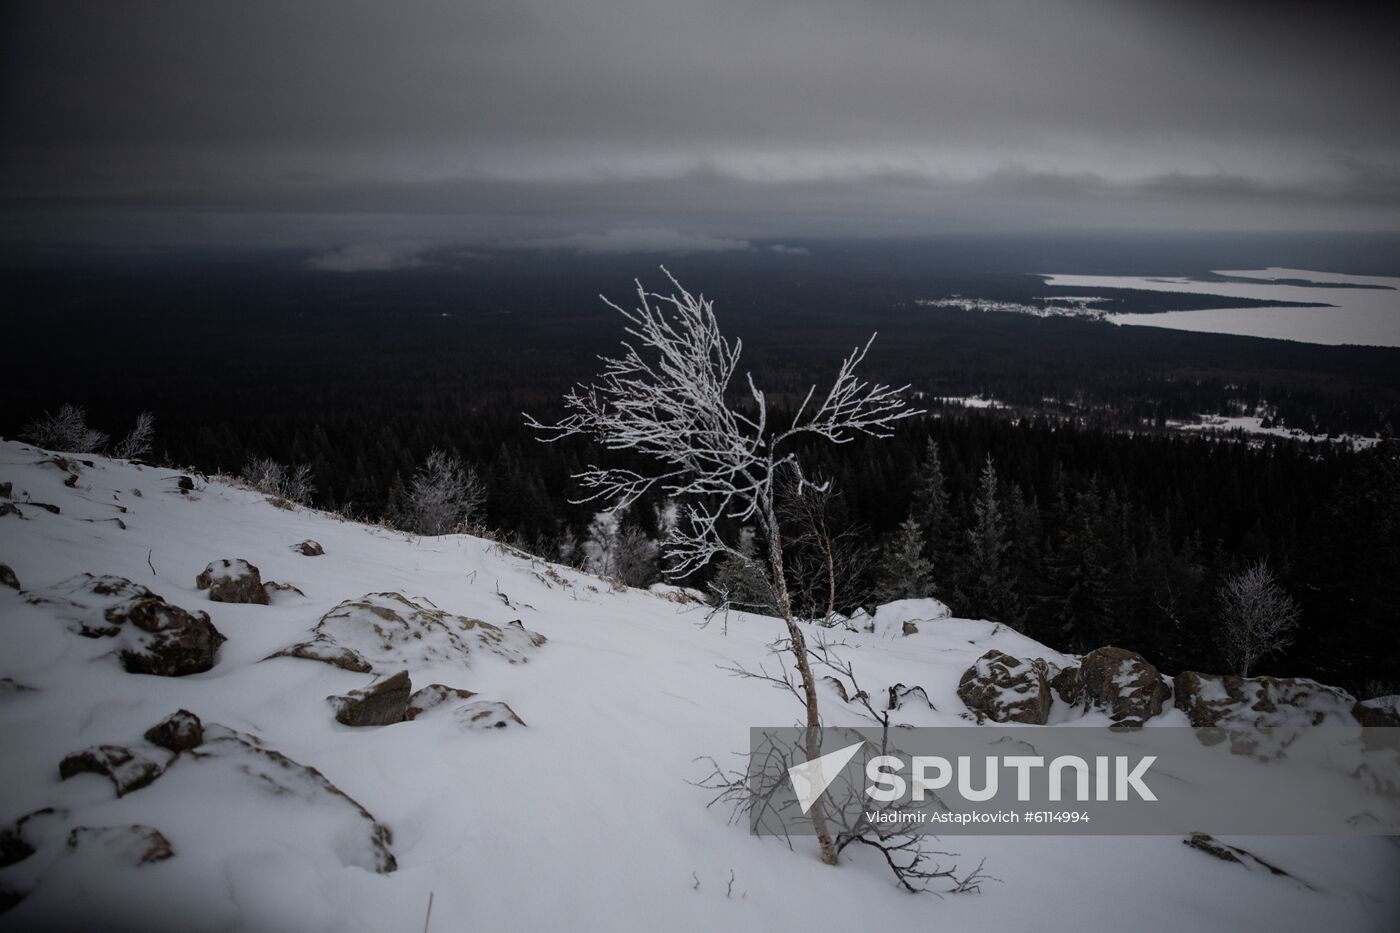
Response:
1,441,1398,932
1041,268,1400,347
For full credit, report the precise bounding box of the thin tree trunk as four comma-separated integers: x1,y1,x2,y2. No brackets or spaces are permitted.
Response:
766,513,838,865
821,535,837,623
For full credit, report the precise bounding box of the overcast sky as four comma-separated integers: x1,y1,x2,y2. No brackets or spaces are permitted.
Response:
2,0,1397,250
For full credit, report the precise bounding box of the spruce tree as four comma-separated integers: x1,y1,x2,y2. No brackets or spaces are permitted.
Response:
874,514,936,603
963,455,1021,628
909,438,952,587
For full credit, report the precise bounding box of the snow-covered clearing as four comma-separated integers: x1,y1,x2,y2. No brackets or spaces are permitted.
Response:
1,441,1396,932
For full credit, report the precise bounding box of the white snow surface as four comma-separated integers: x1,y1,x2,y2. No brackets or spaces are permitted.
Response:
1,441,1397,932
1040,267,1400,347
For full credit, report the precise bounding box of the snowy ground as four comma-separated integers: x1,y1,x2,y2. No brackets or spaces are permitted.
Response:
1165,414,1381,450
1,440,1397,932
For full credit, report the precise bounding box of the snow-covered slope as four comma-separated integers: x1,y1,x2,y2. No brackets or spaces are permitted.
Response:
1,441,1396,932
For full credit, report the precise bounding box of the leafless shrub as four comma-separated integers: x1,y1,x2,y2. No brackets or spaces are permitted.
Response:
1217,561,1301,676
402,449,486,535
242,457,315,505
22,404,109,453
112,411,156,460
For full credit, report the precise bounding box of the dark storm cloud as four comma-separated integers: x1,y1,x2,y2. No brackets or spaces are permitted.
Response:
2,0,1397,244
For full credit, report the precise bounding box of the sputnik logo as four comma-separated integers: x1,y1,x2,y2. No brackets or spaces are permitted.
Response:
787,740,866,814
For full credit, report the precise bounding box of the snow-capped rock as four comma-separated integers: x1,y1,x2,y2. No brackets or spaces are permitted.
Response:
957,649,1053,724
195,558,269,605
270,591,545,675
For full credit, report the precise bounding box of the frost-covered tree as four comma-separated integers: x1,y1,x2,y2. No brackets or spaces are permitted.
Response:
529,270,918,865
874,514,935,604
1217,561,1301,676
613,521,659,588
582,510,622,576
403,449,485,535
22,403,109,453
112,411,155,460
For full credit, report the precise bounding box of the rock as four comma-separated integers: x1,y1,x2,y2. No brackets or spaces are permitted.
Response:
1,808,66,869
1353,695,1400,727
28,574,225,676
292,539,324,556
66,825,174,866
404,684,478,721
0,677,38,697
195,558,269,605
821,676,868,704
1075,646,1172,725
177,475,194,492
0,502,22,519
270,641,372,673
108,594,227,676
263,580,306,603
454,700,526,729
887,683,936,711
1173,671,1357,728
329,671,412,726
1183,832,1299,881
143,710,204,752
59,745,169,796
858,598,952,638
1050,665,1082,706
957,650,1052,724
272,592,546,674
0,481,10,498
0,564,18,590
188,724,396,872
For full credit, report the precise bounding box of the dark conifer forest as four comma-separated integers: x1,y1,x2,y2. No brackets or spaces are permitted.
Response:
4,241,1398,696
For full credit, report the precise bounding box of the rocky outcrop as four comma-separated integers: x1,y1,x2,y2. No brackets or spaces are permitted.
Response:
271,592,546,674
0,564,18,590
66,825,174,866
1062,646,1172,726
1173,671,1357,728
29,574,225,676
957,650,1052,724
143,710,204,752
292,539,324,556
59,745,170,797
329,671,413,726
195,558,269,605
404,684,478,721
1353,695,1400,727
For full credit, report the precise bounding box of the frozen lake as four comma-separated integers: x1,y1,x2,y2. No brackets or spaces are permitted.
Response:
1040,267,1400,347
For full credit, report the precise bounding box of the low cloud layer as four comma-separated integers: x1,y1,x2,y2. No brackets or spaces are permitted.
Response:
504,227,752,255
2,0,1396,245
